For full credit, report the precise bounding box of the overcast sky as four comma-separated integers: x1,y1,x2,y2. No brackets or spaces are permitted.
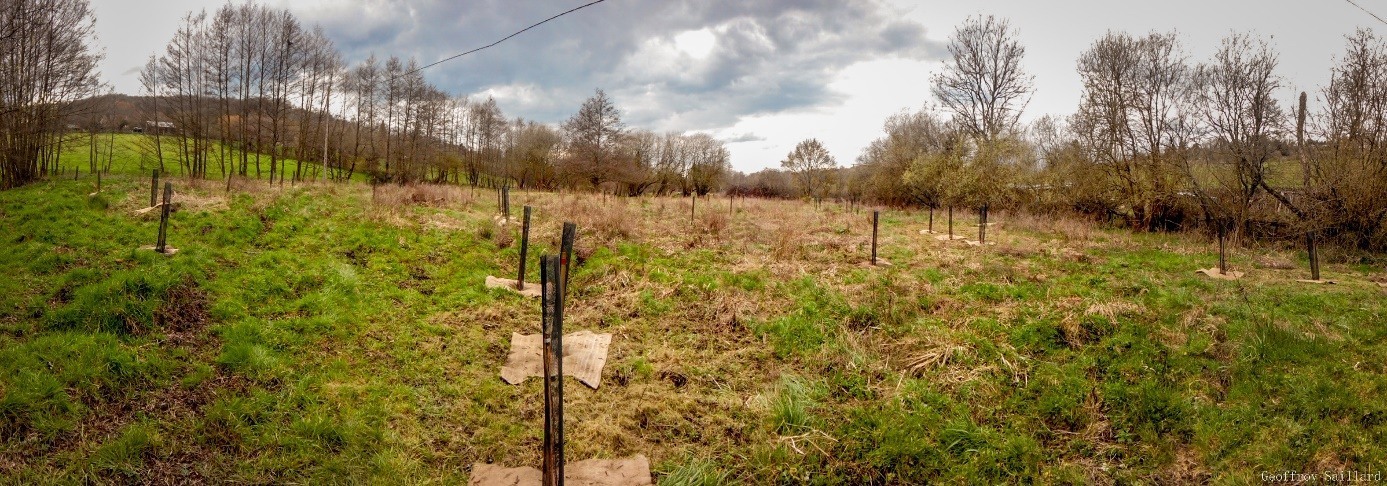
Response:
92,0,1380,173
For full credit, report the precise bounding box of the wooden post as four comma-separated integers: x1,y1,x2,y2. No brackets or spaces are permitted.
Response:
151,170,159,207
928,207,934,233
96,168,101,192
157,182,172,254
1217,224,1228,275
871,210,879,265
518,206,532,290
502,186,510,220
1308,230,1321,281
979,204,988,244
948,206,954,239
690,192,696,223
540,256,565,486
560,222,576,297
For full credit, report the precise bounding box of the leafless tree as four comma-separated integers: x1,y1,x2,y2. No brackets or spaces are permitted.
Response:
1189,32,1285,238
931,15,1034,143
0,0,103,188
781,138,837,202
1072,31,1197,230
563,88,626,188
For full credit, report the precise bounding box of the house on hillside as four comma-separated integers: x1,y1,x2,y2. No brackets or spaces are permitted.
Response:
144,120,176,134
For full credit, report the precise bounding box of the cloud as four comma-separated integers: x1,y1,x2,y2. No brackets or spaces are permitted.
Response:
285,0,945,133
720,132,766,144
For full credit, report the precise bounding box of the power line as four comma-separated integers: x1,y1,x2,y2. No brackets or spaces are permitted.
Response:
1346,0,1387,26
399,0,609,78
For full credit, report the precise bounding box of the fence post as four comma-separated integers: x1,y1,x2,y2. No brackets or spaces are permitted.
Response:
979,204,989,244
502,186,510,220
518,206,532,290
690,192,696,223
151,170,160,207
540,256,565,486
1217,224,1228,275
560,222,576,297
948,206,954,239
157,182,173,254
871,211,879,265
1308,230,1320,280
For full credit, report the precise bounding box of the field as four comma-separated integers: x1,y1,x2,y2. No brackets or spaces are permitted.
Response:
2,136,1386,484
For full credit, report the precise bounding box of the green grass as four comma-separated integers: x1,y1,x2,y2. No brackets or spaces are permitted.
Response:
1,148,1385,483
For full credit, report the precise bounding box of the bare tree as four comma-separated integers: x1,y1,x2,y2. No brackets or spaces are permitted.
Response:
563,88,626,189
931,15,1034,143
1189,32,1285,238
0,0,103,188
1320,28,1387,249
1072,31,1197,230
781,138,837,202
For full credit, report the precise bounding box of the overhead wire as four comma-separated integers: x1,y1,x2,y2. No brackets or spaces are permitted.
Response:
398,0,609,78
1345,0,1387,26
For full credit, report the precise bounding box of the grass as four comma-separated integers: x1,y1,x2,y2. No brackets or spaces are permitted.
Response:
0,145,1385,483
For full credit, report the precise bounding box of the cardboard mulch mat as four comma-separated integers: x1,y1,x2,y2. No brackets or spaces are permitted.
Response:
138,245,179,255
468,455,652,486
1195,267,1244,280
485,276,542,298
500,330,612,389
933,234,968,241
963,240,996,247
1296,279,1337,285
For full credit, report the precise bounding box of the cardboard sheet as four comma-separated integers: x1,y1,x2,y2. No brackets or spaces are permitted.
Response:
469,455,652,486
486,276,542,298
500,330,612,389
1195,267,1244,280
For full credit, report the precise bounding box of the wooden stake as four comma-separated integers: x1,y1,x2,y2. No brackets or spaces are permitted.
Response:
157,182,172,254
518,206,532,290
540,256,565,486
1217,224,1228,275
151,169,159,207
1308,230,1321,281
871,210,879,265
559,222,576,297
948,206,954,239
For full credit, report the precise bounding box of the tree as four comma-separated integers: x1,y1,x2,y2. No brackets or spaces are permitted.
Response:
686,133,730,195
781,138,837,201
0,0,104,188
931,15,1034,143
1320,28,1387,249
1071,31,1196,230
1188,32,1285,239
563,88,625,189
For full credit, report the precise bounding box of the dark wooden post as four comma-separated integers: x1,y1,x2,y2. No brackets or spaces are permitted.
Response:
96,168,101,192
871,211,879,265
979,204,989,244
151,170,160,207
518,206,532,290
1308,230,1321,281
540,256,565,486
948,206,954,239
559,222,576,296
928,207,934,233
1217,223,1228,275
157,182,173,254
690,192,696,222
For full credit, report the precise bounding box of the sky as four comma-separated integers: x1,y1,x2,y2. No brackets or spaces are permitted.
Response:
92,0,1382,173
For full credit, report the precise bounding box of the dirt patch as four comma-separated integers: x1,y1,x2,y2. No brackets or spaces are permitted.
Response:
156,278,210,337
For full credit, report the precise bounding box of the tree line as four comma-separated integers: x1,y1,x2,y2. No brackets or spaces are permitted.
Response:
753,18,1387,251
135,2,730,194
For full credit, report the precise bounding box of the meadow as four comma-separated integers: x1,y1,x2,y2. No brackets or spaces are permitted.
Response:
1,135,1385,484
